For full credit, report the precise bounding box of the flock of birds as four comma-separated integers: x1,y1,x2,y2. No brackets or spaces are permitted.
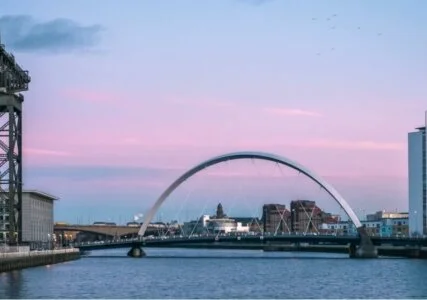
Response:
311,13,383,56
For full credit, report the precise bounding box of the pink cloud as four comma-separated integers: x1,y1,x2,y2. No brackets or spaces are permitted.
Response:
301,139,405,151
25,176,168,197
229,138,405,151
263,107,322,117
24,148,73,157
80,178,167,189
169,97,235,108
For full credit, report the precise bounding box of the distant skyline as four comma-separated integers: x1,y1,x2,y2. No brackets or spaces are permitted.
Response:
0,0,426,222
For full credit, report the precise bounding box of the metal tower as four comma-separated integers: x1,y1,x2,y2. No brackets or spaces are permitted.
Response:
0,41,30,245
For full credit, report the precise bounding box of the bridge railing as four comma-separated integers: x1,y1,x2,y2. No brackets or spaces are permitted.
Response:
74,233,354,247
73,232,427,248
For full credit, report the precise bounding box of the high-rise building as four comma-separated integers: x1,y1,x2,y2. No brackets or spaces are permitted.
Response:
408,111,427,236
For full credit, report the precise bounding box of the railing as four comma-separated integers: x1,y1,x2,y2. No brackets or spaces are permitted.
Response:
73,232,427,248
73,233,355,247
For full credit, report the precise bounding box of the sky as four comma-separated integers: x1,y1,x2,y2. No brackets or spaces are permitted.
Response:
0,0,426,224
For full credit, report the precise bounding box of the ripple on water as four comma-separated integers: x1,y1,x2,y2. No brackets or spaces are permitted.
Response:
0,249,426,299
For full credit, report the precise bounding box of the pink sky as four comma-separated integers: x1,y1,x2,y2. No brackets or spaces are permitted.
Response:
2,0,425,222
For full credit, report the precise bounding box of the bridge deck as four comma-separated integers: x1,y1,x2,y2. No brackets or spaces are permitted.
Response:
75,234,427,251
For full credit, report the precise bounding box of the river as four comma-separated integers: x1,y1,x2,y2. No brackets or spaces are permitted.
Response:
1,248,427,299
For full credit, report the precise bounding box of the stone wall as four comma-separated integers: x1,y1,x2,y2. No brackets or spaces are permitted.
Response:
0,248,80,273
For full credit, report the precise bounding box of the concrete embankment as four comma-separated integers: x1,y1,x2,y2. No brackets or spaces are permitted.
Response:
0,249,80,273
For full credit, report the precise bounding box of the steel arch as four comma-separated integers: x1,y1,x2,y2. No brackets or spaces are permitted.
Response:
138,151,362,236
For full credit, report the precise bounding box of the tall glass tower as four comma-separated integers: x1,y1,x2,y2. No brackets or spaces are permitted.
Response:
408,111,427,236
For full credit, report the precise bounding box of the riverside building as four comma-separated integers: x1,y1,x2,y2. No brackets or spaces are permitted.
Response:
408,111,427,236
0,190,58,247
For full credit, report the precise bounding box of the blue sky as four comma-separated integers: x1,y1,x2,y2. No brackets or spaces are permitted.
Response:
0,0,426,224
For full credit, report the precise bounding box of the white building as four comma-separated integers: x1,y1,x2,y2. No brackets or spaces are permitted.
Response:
318,221,357,235
21,190,58,246
206,218,249,234
0,190,58,245
408,111,427,236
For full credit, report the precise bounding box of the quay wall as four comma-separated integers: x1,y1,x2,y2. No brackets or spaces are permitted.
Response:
0,248,80,273
143,243,427,258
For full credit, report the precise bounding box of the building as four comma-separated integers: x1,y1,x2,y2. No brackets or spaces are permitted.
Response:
381,218,409,237
408,111,427,236
206,218,249,234
216,203,226,218
21,191,58,247
367,211,408,222
359,211,410,237
262,204,291,234
233,217,262,233
361,221,382,236
0,190,58,246
182,204,251,235
290,200,323,234
318,221,356,236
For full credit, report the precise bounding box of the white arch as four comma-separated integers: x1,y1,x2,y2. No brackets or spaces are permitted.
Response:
138,151,362,237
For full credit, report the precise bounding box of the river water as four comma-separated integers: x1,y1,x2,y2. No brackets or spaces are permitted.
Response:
1,248,427,299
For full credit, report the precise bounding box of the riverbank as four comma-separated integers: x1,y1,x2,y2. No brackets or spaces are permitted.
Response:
0,248,80,273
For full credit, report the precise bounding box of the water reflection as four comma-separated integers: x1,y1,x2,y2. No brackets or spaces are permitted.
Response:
0,249,426,298
0,270,23,299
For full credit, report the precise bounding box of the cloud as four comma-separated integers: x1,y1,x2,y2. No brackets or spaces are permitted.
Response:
0,15,103,53
302,139,405,151
24,148,72,156
228,138,404,151
170,97,235,109
24,165,183,195
263,107,322,117
25,165,180,182
122,137,141,145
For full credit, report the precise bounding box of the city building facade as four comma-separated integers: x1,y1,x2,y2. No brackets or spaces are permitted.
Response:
21,191,58,247
318,221,356,235
380,217,409,237
0,190,58,246
262,204,290,234
181,204,251,235
408,111,427,236
290,200,323,233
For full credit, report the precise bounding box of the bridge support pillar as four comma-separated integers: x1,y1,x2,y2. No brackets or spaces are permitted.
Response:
350,227,378,258
127,246,146,258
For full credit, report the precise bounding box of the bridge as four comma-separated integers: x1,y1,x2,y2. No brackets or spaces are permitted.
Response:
53,224,160,240
73,233,427,259
73,151,413,259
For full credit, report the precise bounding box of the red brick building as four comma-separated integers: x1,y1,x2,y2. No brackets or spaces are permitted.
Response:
262,204,291,234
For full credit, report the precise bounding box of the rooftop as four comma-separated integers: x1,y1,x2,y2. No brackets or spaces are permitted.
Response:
23,190,59,201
